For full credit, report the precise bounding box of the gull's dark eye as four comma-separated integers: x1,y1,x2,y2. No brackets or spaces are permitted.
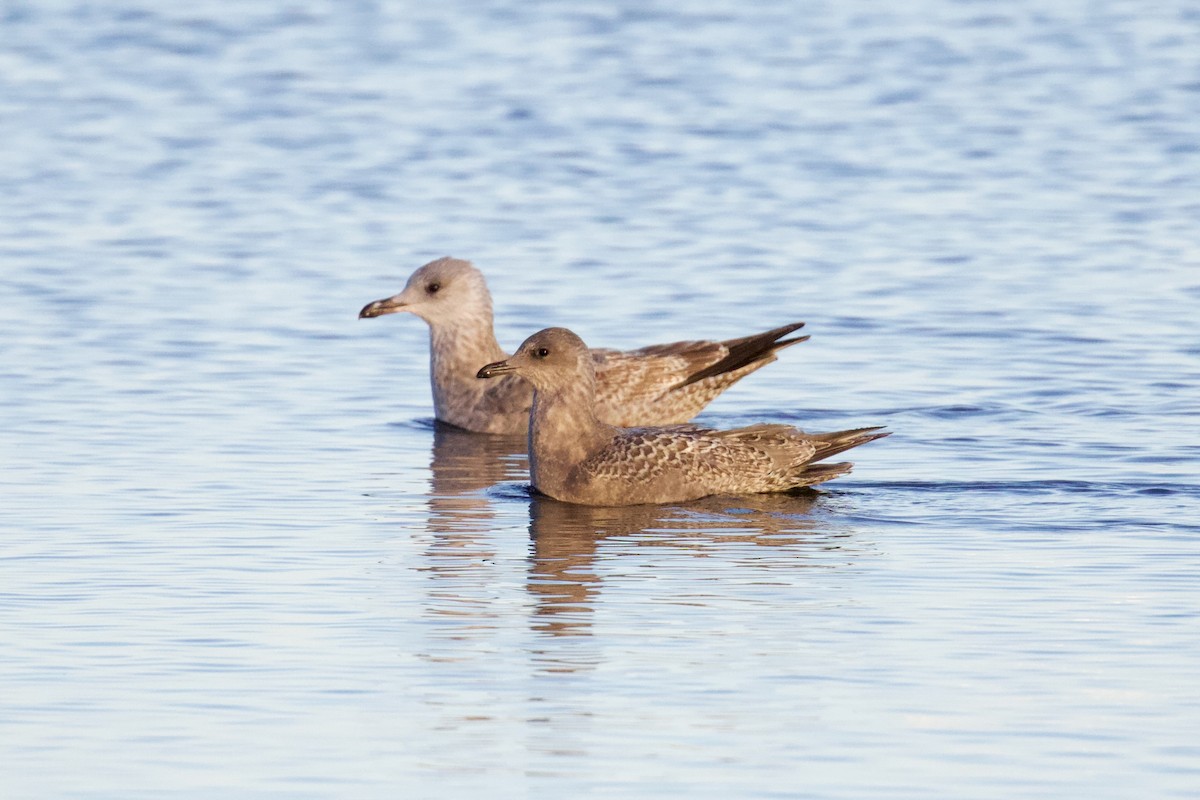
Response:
536,347,550,358
426,282,441,294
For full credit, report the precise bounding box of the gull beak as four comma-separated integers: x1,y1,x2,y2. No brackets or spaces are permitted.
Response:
477,359,515,379
359,295,407,319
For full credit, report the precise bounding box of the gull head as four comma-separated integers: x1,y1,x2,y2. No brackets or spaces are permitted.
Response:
477,327,592,390
359,256,492,325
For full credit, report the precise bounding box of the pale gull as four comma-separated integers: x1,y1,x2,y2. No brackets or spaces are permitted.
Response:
477,327,889,506
360,256,808,434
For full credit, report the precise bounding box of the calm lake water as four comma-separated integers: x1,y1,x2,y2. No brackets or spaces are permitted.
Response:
3,1,1199,797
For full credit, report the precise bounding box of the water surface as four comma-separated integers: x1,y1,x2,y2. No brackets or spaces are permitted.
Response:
2,1,1199,798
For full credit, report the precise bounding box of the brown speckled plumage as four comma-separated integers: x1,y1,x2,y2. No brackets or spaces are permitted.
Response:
477,327,889,506
360,257,807,434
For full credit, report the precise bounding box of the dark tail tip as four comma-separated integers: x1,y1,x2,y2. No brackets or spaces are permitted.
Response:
675,321,808,389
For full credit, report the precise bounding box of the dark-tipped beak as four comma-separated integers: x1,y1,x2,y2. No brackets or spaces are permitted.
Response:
359,296,407,319
477,359,515,379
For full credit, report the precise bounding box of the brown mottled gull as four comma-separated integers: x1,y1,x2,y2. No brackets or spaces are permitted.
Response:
477,327,889,506
359,257,808,435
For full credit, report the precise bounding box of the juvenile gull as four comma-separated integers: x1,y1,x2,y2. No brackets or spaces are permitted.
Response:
478,327,889,506
360,257,808,434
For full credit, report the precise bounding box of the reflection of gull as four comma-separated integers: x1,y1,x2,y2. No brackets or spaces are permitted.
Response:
527,491,834,645
421,420,524,553
479,328,889,506
427,421,526,509
359,256,807,434
418,423,526,631
530,490,823,541
416,426,867,674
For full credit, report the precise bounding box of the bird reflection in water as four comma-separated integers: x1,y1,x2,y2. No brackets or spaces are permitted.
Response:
425,421,528,522
421,422,861,672
526,491,829,640
419,421,527,638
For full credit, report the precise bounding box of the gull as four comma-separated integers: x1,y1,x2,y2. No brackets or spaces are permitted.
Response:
477,327,888,506
360,257,808,434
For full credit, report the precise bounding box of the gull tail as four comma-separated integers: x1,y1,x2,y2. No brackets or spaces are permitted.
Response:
809,426,891,462
675,321,809,389
779,427,889,489
788,461,856,488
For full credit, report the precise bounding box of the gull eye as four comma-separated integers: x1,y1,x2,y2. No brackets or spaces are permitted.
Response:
426,282,441,294
536,347,550,358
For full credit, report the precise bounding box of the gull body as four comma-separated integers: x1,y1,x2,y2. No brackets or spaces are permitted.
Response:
478,327,888,506
360,257,808,434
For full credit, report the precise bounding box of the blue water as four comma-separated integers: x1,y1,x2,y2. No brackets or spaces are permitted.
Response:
3,1,1199,797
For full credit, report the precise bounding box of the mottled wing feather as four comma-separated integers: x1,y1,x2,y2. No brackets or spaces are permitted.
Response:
712,424,819,472
592,341,727,397
575,427,782,495
573,422,882,500
588,323,808,427
591,342,732,425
